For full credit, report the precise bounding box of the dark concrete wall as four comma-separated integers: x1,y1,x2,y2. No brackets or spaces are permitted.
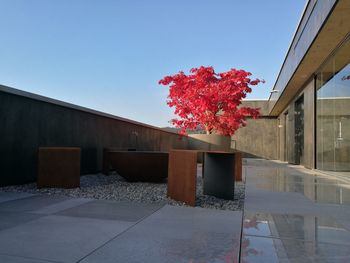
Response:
277,113,287,162
303,80,315,169
286,101,296,164
279,78,315,167
231,101,278,160
0,85,191,186
239,100,271,116
232,118,278,160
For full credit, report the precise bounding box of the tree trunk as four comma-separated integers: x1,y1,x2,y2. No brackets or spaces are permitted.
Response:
204,125,211,134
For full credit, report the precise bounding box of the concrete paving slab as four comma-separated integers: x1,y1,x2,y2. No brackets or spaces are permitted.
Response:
0,215,134,263
337,219,350,232
56,200,164,222
244,190,321,215
0,254,55,263
0,192,37,203
241,234,350,263
0,211,43,231
314,202,350,220
243,212,350,245
246,176,350,205
81,205,242,263
0,195,69,213
242,159,350,262
32,198,94,215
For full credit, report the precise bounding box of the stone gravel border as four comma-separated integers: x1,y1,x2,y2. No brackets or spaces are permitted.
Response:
0,171,245,211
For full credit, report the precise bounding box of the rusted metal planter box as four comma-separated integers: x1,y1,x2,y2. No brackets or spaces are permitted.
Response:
103,150,168,182
37,147,81,188
167,149,242,206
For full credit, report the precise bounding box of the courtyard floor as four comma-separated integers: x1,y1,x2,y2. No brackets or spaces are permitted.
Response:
241,159,350,263
0,159,349,262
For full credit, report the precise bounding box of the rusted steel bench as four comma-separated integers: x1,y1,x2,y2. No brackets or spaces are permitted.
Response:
167,149,242,206
37,147,81,188
102,150,168,182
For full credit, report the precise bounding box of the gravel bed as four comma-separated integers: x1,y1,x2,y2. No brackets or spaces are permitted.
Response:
0,169,245,211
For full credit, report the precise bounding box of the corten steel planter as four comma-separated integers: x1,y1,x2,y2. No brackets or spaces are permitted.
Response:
203,152,235,200
167,150,198,206
37,147,81,188
167,149,241,206
102,148,136,175
103,151,168,182
234,152,242,181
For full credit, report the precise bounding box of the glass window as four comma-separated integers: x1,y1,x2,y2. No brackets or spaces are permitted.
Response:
316,38,350,172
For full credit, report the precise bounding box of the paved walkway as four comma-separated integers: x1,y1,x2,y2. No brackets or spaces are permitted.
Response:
241,159,350,262
1,159,350,262
0,192,242,263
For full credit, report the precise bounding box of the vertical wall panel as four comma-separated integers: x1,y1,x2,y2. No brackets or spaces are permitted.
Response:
232,101,278,160
303,80,316,169
278,113,287,162
286,103,296,164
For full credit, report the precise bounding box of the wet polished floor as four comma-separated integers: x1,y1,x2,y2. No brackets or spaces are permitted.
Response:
241,159,350,263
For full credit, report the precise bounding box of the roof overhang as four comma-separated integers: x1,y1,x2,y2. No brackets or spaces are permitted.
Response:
269,0,350,116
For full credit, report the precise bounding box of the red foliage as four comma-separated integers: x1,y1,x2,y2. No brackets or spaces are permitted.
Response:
159,66,264,136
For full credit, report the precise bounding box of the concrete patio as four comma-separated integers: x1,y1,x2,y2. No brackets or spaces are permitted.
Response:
1,159,350,262
0,193,242,263
241,159,350,262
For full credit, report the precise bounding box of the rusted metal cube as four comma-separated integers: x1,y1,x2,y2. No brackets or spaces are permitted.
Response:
234,152,242,181
37,147,81,188
167,150,198,206
167,150,242,206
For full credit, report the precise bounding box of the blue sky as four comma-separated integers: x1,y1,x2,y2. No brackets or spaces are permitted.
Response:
0,0,306,127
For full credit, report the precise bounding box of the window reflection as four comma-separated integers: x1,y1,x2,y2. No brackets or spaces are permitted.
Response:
243,213,350,261
250,169,350,205
316,38,350,172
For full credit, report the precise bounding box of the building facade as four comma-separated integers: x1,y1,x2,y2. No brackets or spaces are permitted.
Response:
237,0,350,177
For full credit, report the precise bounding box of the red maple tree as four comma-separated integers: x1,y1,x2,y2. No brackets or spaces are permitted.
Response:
159,66,264,136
